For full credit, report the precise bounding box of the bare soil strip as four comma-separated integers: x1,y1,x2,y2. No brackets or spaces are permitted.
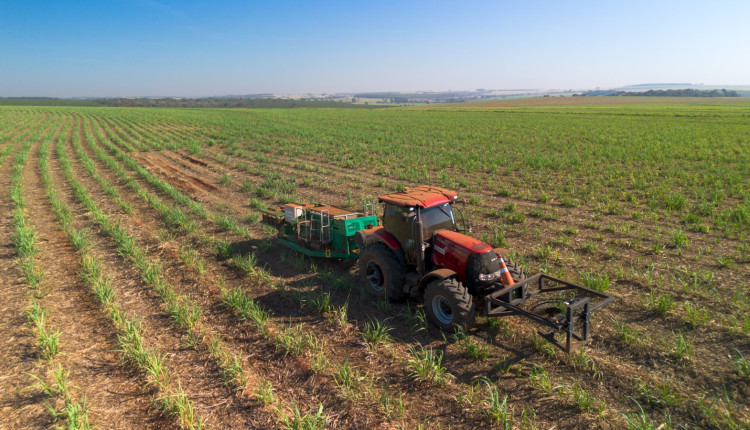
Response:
23,132,173,428
0,133,50,429
48,121,261,429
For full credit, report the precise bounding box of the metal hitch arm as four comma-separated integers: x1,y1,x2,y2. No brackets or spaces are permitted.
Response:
485,273,614,353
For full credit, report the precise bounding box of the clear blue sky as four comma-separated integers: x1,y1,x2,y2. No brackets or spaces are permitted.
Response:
1,0,748,97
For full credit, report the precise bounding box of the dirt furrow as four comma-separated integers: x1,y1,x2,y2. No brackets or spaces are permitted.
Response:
113,116,169,149
0,132,50,428
137,116,201,142
0,112,53,162
75,112,355,427
0,110,45,147
0,109,25,129
49,117,261,429
23,128,174,428
106,116,161,150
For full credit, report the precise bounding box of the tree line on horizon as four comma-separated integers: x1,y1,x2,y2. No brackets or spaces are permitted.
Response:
0,97,387,109
613,88,741,97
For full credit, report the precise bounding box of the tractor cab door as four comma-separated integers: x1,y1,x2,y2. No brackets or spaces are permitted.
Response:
383,204,420,266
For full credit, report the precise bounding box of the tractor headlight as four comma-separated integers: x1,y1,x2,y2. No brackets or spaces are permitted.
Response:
478,270,502,282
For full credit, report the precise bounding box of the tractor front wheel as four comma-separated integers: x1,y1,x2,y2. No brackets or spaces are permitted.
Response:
358,242,406,300
424,278,475,331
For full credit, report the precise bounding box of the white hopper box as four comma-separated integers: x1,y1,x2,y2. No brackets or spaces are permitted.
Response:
284,204,305,222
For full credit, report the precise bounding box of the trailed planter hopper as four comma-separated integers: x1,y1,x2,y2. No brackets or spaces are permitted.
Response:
261,203,379,260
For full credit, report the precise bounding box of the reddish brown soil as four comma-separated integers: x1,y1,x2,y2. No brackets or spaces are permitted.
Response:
57,119,263,429
135,152,221,196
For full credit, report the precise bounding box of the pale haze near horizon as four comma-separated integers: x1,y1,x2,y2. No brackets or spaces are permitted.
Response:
1,0,748,98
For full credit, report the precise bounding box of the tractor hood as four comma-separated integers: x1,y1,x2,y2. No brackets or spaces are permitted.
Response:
434,230,493,254
432,230,499,285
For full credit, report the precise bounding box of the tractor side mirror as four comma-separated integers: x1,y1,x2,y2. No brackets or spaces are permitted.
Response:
453,205,472,233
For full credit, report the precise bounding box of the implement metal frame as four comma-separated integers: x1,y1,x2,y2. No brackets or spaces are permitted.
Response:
485,273,614,352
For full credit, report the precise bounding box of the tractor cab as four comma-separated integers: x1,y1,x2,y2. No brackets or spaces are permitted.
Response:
377,186,459,268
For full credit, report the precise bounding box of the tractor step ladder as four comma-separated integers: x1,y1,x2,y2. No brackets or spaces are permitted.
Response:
317,209,331,245
296,215,311,242
298,209,331,245
363,201,375,217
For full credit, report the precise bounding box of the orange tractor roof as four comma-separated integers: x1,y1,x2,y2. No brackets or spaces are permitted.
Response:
378,185,458,208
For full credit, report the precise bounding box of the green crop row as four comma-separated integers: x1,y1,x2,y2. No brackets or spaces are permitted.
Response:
51,128,207,429
11,117,91,429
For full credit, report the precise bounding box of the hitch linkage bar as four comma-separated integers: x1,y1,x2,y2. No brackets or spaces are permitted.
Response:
485,273,614,353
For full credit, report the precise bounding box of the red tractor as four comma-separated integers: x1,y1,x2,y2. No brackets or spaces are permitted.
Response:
355,186,612,351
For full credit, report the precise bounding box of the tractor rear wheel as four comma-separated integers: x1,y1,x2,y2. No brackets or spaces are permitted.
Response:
424,278,475,331
358,242,406,300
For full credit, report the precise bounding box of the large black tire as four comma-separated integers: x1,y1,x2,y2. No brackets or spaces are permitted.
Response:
358,242,406,300
424,278,476,331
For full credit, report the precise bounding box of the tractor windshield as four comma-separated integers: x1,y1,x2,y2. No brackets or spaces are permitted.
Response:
421,203,456,236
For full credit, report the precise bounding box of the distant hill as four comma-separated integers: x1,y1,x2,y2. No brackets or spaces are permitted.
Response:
616,88,740,97
620,83,693,89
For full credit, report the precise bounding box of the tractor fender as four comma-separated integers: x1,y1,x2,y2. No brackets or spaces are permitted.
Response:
493,247,510,258
418,268,457,294
355,226,401,250
355,227,406,267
